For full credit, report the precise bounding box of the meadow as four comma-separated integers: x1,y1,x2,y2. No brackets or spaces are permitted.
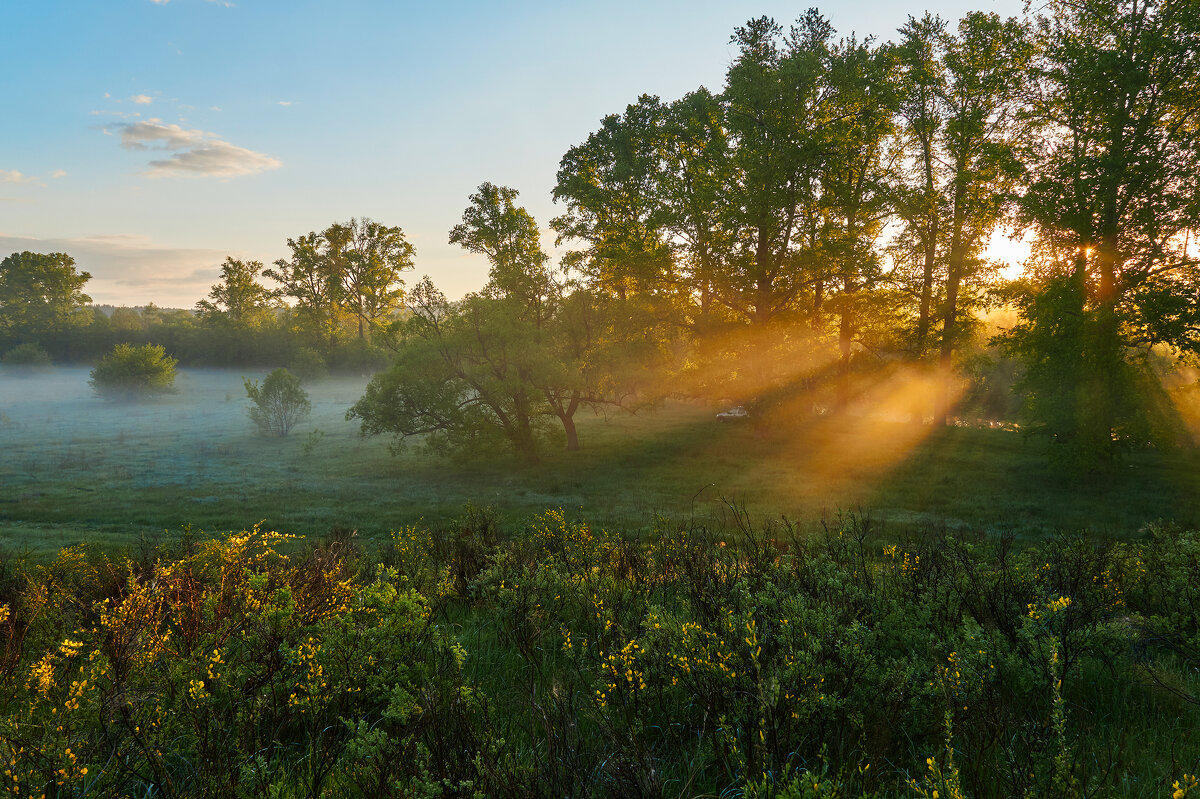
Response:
3,365,1199,557
3,367,1200,797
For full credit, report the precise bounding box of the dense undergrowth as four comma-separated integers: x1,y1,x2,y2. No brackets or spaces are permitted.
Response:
1,510,1198,798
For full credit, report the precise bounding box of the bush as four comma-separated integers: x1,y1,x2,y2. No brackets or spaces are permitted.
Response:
1,342,52,367
288,346,328,382
244,367,312,436
89,343,177,398
3,516,1200,796
0,529,487,797
333,337,391,376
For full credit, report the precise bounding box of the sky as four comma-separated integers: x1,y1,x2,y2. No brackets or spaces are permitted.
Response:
2,0,1026,308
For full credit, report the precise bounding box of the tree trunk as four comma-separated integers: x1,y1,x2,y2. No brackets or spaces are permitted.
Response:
916,125,939,355
936,163,968,427
561,413,579,452
917,218,938,353
936,258,960,427
510,395,540,464
1085,233,1122,462
837,309,853,413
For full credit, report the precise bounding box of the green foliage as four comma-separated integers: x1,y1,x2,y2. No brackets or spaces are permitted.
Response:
1,514,1200,796
461,512,1200,797
1001,276,1187,468
244,367,312,437
195,257,278,330
0,251,92,349
351,185,623,461
1013,0,1200,463
349,283,557,462
1,342,52,367
0,528,487,797
288,345,328,381
889,11,1032,420
266,218,415,349
89,343,178,399
331,336,391,376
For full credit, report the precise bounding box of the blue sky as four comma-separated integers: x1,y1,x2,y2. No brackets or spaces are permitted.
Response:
2,0,1024,307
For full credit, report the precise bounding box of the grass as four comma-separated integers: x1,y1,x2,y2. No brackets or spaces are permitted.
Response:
2,365,1199,555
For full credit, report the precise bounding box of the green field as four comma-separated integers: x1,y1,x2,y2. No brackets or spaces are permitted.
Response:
3,366,1198,555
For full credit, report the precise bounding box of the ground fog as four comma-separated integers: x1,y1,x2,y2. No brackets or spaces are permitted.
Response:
2,365,1198,555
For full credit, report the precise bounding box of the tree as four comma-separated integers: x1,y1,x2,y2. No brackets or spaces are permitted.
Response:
552,96,679,301
351,185,616,461
193,258,282,364
89,343,178,399
244,368,312,437
812,33,901,410
196,258,278,329
2,342,53,367
0,251,92,347
450,183,556,322
890,13,1032,423
266,219,414,350
712,13,834,328
348,278,557,462
891,14,950,358
1011,0,1200,462
323,218,415,340
452,183,621,451
265,232,346,350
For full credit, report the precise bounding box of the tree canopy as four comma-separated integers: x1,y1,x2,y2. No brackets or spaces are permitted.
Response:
0,251,92,347
1005,0,1200,463
265,218,414,350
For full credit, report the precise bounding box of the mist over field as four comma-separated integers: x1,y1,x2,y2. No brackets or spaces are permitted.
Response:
4,364,1198,560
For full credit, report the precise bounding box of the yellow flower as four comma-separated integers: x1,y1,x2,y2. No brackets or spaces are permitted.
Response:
58,639,83,658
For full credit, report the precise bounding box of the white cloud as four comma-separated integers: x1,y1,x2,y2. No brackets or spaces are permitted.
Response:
150,0,170,4
51,170,67,179
117,120,206,151
147,141,282,178
0,170,46,188
108,120,281,178
131,94,154,105
277,100,292,106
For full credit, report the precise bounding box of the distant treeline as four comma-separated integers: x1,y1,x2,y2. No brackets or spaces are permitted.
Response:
0,229,407,374
12,300,394,375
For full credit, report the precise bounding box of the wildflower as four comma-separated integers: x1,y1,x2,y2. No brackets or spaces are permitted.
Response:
58,639,83,658
28,656,55,695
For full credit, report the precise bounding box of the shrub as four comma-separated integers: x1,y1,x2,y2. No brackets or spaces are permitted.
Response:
89,343,177,398
1,342,52,367
0,529,488,798
333,337,391,376
244,367,312,436
288,346,327,382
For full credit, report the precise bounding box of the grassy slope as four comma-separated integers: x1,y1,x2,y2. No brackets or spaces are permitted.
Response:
2,366,1198,555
